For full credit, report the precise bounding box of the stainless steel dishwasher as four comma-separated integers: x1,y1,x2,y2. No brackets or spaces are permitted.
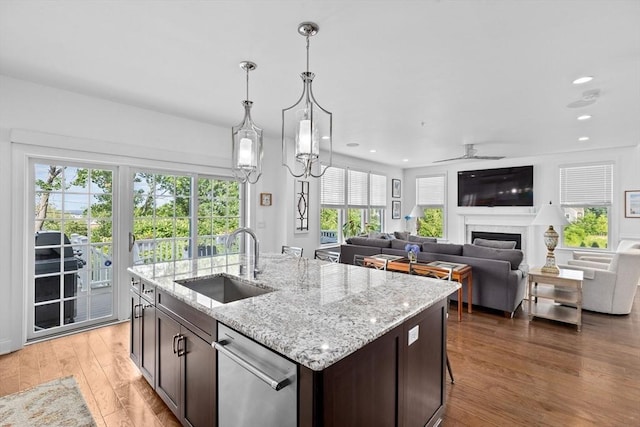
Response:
214,323,297,427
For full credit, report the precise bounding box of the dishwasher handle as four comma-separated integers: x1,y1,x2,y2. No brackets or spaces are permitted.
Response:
214,340,290,391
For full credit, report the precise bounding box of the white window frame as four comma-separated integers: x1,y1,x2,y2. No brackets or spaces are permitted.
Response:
415,173,447,238
559,162,613,250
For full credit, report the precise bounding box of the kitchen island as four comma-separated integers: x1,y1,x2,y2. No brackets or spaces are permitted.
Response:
129,253,459,427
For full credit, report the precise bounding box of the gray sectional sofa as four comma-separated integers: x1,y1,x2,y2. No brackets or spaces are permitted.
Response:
340,236,527,317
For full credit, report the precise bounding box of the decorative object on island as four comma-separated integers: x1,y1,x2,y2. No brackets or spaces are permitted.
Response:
625,190,640,218
259,192,272,206
282,22,332,179
531,201,569,274
231,61,263,184
294,180,309,233
405,244,420,262
392,178,401,198
392,200,401,219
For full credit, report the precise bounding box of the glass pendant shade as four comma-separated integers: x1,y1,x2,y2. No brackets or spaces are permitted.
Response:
231,62,263,184
282,22,332,179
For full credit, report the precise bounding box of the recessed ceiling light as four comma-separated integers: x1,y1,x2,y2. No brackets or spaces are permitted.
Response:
577,114,592,121
402,159,409,162
369,149,377,153
346,142,359,147
321,136,330,140
578,136,590,141
572,76,593,85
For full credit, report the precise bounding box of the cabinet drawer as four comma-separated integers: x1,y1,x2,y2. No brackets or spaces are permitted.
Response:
157,290,216,343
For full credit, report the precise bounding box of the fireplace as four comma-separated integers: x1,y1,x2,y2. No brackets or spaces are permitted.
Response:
471,231,522,249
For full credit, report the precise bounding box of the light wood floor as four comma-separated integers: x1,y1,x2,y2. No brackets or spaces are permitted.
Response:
1,292,639,426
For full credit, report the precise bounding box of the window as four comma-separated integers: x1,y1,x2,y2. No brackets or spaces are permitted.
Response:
415,174,446,238
320,166,387,243
560,163,613,249
133,172,241,267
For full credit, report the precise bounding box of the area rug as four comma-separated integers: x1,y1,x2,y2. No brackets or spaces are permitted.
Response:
0,376,96,426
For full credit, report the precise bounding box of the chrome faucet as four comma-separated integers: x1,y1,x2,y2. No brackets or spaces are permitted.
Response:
226,227,261,278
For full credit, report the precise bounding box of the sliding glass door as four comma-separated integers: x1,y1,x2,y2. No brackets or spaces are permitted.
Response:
29,162,117,339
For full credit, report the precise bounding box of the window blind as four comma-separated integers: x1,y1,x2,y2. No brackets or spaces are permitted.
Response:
320,165,345,206
348,169,369,207
560,163,613,206
369,173,387,208
417,175,445,205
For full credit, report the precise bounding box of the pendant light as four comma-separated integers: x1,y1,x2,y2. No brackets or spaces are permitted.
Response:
232,61,263,184
282,22,332,179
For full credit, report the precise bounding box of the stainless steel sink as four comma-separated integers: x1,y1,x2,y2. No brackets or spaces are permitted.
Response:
176,275,273,303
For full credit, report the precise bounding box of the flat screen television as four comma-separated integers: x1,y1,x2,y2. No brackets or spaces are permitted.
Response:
458,165,533,207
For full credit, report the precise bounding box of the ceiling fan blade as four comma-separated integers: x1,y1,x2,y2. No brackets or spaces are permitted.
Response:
432,156,466,163
471,155,505,160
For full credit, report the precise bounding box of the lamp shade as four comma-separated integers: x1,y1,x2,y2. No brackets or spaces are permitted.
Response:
409,205,423,218
531,202,569,226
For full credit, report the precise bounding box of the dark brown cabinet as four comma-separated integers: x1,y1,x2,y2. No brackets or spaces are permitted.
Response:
299,298,447,427
130,276,155,387
155,291,216,427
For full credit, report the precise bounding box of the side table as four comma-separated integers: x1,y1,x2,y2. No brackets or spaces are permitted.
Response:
527,267,584,331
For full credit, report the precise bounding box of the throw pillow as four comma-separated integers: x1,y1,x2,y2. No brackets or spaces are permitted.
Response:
462,244,523,270
422,242,463,256
347,237,392,248
408,235,437,244
368,231,387,239
394,231,409,240
473,238,517,249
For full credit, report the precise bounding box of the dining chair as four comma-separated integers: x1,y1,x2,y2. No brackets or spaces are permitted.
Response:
282,245,303,257
353,254,388,270
314,249,340,263
409,264,455,384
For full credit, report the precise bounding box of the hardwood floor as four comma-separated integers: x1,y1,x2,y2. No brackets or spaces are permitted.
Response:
1,292,638,426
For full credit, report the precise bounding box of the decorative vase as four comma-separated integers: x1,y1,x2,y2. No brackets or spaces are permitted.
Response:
408,252,417,263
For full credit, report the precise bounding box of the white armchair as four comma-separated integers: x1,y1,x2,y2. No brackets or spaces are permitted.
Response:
572,240,640,264
559,249,640,314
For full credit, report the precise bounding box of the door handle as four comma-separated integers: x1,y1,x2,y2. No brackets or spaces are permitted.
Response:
214,340,289,391
133,304,142,319
176,335,186,357
128,232,136,252
172,334,180,354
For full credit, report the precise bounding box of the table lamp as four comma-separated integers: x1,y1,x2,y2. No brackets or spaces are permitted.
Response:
531,201,569,274
409,205,423,234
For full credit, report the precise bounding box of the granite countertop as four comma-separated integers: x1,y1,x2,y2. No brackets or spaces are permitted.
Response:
129,253,460,371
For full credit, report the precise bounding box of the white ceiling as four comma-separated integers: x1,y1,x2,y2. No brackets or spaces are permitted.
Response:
1,0,639,168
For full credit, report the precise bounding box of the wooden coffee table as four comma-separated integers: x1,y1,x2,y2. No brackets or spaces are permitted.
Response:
369,257,472,321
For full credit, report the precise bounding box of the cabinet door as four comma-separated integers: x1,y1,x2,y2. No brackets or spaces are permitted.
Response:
130,290,141,366
182,327,216,427
140,299,156,386
403,300,446,427
156,309,181,416
322,326,401,427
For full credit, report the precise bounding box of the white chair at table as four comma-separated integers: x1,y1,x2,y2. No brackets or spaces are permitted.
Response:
282,245,304,257
408,264,455,384
353,254,388,270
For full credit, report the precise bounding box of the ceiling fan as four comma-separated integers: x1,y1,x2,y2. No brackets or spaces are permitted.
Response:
567,89,600,109
432,144,505,163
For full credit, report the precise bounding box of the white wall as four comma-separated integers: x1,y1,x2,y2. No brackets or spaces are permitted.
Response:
403,145,640,267
0,75,402,352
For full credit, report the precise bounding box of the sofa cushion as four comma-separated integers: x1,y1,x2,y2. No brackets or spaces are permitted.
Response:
473,238,517,249
346,237,392,248
391,239,417,251
394,231,409,240
462,244,523,270
368,231,389,239
422,242,463,256
408,235,437,244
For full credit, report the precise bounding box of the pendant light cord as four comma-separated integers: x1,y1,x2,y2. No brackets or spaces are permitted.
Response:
245,67,249,101
306,35,310,73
